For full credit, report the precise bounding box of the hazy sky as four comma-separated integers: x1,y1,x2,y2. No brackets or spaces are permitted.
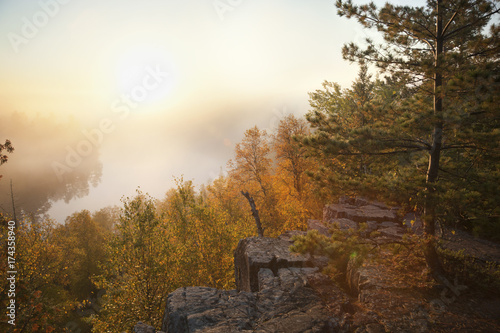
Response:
0,0,417,222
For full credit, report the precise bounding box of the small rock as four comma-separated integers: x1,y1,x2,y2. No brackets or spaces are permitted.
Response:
329,218,358,230
378,226,404,239
133,322,156,333
379,221,399,228
308,219,331,236
365,323,386,333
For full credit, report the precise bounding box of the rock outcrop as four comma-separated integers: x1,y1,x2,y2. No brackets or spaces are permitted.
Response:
137,197,500,333
318,196,406,243
323,198,397,223
315,197,433,332
161,234,347,332
345,257,432,332
234,233,310,292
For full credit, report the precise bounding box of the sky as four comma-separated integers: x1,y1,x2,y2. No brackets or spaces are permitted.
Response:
0,0,418,223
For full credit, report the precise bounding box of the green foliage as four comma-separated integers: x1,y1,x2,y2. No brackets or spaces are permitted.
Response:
437,245,500,294
336,0,498,79
91,182,253,331
303,69,425,207
304,0,500,240
290,228,369,281
291,227,437,291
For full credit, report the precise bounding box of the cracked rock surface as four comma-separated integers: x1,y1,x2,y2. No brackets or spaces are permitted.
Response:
161,236,341,332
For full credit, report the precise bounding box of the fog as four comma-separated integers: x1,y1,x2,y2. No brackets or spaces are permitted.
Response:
0,112,102,216
0,0,389,222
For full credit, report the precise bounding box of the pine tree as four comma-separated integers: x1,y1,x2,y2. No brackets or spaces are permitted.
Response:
306,0,499,280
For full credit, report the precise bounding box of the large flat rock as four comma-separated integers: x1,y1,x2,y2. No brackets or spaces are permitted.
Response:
324,203,397,223
234,236,311,293
161,268,338,332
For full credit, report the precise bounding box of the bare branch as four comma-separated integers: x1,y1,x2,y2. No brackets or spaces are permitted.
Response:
241,191,264,237
442,11,458,36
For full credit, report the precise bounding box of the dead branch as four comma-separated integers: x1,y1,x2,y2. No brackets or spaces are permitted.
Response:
241,191,264,237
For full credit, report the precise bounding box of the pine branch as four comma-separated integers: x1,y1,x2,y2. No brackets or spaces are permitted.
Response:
415,8,437,38
442,11,458,36
444,7,500,40
382,138,431,150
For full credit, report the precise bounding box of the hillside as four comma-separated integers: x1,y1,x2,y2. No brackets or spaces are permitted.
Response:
134,198,500,332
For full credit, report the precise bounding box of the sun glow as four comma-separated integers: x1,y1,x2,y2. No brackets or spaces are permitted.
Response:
109,43,177,110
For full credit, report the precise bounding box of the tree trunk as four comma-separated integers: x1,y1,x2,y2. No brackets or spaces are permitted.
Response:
423,0,447,283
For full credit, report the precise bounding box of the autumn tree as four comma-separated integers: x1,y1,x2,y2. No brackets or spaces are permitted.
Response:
304,0,500,279
272,115,324,230
273,115,310,199
57,210,110,301
206,175,252,230
229,126,272,198
228,126,282,235
91,206,120,232
92,192,177,332
0,215,74,333
160,178,248,289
